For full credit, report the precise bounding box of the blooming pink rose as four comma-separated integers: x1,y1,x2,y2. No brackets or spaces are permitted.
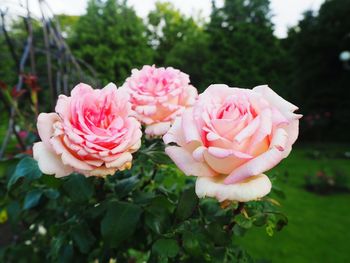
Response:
122,65,198,136
33,83,142,177
163,84,301,202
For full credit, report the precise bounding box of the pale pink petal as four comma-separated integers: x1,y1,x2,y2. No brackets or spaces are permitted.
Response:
253,85,299,112
33,142,73,177
55,95,71,118
70,83,94,97
207,147,252,159
37,113,60,147
195,174,271,202
163,117,186,146
165,146,217,177
50,137,93,171
105,152,132,168
145,122,171,136
204,151,248,174
192,146,207,162
224,128,288,184
182,108,201,143
234,116,260,143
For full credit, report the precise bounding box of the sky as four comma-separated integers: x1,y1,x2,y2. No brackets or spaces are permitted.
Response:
1,0,325,38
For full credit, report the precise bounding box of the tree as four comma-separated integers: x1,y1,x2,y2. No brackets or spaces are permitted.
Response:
147,2,204,67
70,0,153,85
204,0,287,94
147,2,211,90
286,0,350,141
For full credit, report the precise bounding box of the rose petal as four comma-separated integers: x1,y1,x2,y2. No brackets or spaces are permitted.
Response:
253,85,299,112
37,113,60,147
224,128,288,184
165,146,217,177
50,137,93,171
182,108,202,143
105,152,132,168
195,174,272,202
163,117,185,146
145,122,171,136
33,142,73,177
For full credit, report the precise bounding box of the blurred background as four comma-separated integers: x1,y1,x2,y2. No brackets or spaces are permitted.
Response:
0,0,349,262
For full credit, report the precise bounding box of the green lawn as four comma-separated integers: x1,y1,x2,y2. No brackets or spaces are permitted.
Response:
239,144,350,263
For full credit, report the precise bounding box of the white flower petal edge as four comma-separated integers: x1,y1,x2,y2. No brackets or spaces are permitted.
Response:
195,174,272,202
33,142,73,178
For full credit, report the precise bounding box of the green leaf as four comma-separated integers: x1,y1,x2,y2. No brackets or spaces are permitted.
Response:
152,238,179,258
7,157,42,189
49,235,66,260
44,189,60,199
63,174,94,202
145,196,173,234
175,186,198,221
234,214,253,229
232,224,247,237
6,201,21,224
206,222,229,246
114,176,139,198
276,217,288,231
23,190,43,210
71,223,96,253
58,244,74,263
101,201,142,248
182,231,202,258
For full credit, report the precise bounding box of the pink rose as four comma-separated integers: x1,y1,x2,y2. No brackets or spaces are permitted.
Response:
122,65,198,136
33,83,142,177
163,84,301,202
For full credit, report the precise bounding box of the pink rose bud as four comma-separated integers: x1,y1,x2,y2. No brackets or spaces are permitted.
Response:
33,83,142,177
121,65,198,136
163,84,301,202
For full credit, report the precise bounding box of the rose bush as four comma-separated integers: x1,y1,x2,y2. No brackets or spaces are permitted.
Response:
164,84,301,202
122,65,198,136
2,79,297,262
33,83,142,177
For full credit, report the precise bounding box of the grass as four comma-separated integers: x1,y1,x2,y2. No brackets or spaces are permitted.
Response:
238,144,350,263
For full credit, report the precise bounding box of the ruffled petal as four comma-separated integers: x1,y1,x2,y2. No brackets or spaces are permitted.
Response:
50,137,93,171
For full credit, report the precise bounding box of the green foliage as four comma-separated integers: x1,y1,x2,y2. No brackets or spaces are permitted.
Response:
0,140,285,262
101,201,142,248
7,157,42,189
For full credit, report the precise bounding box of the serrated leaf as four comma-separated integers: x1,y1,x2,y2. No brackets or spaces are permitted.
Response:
63,174,94,202
23,190,43,210
152,238,179,258
101,201,142,248
7,157,42,189
175,186,198,221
